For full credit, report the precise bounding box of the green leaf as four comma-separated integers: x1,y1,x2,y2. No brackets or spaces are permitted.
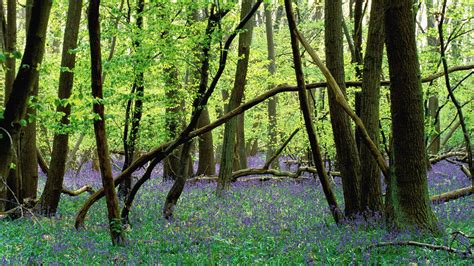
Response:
12,50,22,59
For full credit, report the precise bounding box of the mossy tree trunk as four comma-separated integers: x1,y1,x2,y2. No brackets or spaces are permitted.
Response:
384,0,439,233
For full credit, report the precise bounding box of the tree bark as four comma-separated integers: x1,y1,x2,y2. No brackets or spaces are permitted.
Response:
217,0,255,195
264,2,279,169
359,0,384,214
325,0,362,216
119,0,144,197
0,0,51,212
87,0,125,245
285,0,343,224
4,0,15,105
384,0,439,233
36,0,82,216
196,107,215,176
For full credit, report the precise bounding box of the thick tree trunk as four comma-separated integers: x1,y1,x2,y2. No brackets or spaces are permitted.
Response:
325,0,362,216
196,107,215,176
36,0,82,216
217,0,255,194
359,0,384,214
0,0,51,212
285,0,343,224
87,0,125,245
264,2,279,169
163,68,183,181
384,0,439,233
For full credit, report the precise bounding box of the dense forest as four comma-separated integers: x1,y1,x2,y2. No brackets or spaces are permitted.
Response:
0,0,473,264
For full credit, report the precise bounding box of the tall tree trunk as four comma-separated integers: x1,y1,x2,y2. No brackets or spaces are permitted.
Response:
87,0,125,245
353,0,363,149
4,0,15,105
359,0,384,214
284,0,343,224
119,0,144,197
163,67,183,181
325,0,362,216
0,0,51,212
384,0,439,233
217,0,255,194
426,0,440,155
264,2,279,169
36,0,82,216
18,0,37,205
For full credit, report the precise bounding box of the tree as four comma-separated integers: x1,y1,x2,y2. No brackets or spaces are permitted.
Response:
284,0,343,224
264,2,279,169
0,0,52,212
87,0,125,245
120,0,145,197
359,0,384,214
325,0,361,216
384,0,439,232
36,0,83,216
217,0,255,194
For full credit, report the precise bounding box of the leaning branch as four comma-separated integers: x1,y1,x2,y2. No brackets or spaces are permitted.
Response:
263,128,300,169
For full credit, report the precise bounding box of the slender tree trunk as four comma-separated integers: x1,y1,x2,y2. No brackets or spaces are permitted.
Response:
285,0,343,224
359,0,384,214
325,0,362,216
87,0,125,245
384,0,439,233
353,0,363,149
0,0,51,212
217,0,255,194
426,0,440,155
119,0,144,197
264,2,279,169
36,0,82,216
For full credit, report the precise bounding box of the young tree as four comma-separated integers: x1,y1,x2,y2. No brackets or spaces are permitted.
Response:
0,0,52,212
284,0,343,224
264,2,279,169
325,0,362,216
384,0,439,232
87,0,125,245
36,0,83,216
359,0,384,214
217,0,256,194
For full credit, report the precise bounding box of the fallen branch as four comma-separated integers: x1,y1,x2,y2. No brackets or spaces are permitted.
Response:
368,241,472,258
461,165,472,178
430,152,467,164
62,185,95,196
431,186,473,204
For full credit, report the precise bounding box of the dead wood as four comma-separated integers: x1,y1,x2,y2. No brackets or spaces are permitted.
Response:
368,241,472,258
62,185,95,196
431,186,473,204
430,152,467,164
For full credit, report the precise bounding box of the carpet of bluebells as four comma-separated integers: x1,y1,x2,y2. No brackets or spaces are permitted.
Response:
0,155,472,264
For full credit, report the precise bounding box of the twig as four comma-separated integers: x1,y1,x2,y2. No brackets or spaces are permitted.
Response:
263,128,300,169
368,241,472,258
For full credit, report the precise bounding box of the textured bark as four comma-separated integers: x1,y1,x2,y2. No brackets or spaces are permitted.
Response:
196,107,215,176
352,0,363,149
119,0,144,197
325,0,361,215
217,0,255,194
4,0,15,105
264,2,279,169
384,0,439,232
426,0,440,155
163,68,183,181
285,0,343,224
359,0,384,214
36,0,82,216
0,1,6,52
0,0,51,212
87,0,125,245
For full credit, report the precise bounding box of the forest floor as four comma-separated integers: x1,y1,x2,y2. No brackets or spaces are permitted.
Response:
0,156,472,264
